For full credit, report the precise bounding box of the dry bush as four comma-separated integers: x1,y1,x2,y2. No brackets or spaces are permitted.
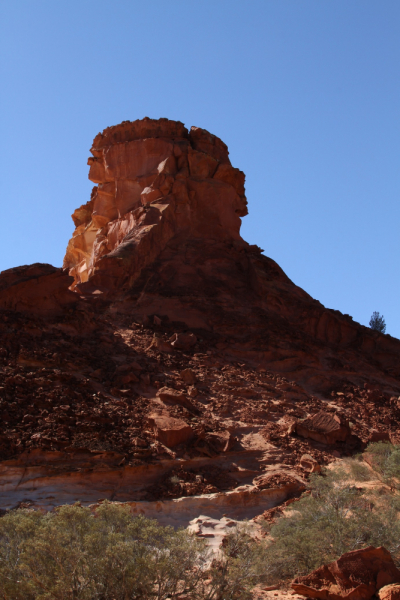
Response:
366,441,400,487
0,502,268,600
263,451,400,584
345,455,374,482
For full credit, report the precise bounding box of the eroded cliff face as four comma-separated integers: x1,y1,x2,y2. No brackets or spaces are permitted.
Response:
1,118,400,523
60,118,400,394
63,118,247,291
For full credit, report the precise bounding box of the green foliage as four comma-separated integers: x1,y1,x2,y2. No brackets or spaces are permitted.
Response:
4,449,400,596
264,459,400,584
205,525,270,600
0,508,42,600
345,455,373,482
366,441,400,486
0,502,267,600
369,311,386,333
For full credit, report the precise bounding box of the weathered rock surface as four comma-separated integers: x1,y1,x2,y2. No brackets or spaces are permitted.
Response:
148,413,193,447
299,453,321,472
60,118,400,398
64,117,247,293
0,264,78,315
296,411,351,445
379,584,400,600
292,547,400,600
1,117,400,518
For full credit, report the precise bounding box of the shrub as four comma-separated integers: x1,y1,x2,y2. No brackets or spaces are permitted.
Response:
369,311,386,333
205,524,270,600
264,463,400,583
366,441,400,488
345,455,374,482
0,502,268,600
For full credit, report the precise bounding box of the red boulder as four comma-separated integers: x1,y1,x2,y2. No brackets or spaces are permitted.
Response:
292,547,400,600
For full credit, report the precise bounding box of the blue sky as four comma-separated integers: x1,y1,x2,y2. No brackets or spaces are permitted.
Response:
1,1,399,336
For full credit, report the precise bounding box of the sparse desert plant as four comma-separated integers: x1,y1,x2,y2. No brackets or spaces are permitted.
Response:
365,441,400,488
203,524,270,600
345,455,374,482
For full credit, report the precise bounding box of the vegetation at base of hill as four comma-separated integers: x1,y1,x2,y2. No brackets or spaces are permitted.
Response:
2,443,400,598
263,442,400,583
0,502,267,600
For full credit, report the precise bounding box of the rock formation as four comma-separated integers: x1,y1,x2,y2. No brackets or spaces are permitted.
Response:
63,118,247,292
379,584,400,600
292,547,400,600
295,410,352,445
60,118,400,396
1,118,400,524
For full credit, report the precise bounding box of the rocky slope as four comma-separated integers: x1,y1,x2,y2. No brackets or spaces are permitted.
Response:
0,117,399,522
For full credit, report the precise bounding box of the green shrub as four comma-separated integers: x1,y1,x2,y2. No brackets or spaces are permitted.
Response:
0,502,268,600
3,451,400,597
206,524,270,600
264,462,400,584
366,442,400,487
369,311,386,333
345,456,374,482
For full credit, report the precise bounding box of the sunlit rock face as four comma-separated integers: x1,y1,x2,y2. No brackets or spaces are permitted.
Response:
63,118,248,291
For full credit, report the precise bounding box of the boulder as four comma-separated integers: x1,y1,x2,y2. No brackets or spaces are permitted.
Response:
148,414,193,448
300,453,321,473
170,333,197,351
369,430,391,443
253,472,305,495
292,546,400,600
205,431,234,453
180,368,197,385
296,411,351,445
379,584,400,600
156,387,198,413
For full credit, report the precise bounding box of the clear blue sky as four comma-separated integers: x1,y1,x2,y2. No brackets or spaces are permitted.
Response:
1,1,399,337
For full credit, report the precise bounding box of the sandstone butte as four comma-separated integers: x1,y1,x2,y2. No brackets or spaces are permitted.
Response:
0,117,400,532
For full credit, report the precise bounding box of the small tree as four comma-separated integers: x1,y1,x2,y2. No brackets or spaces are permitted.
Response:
369,311,386,333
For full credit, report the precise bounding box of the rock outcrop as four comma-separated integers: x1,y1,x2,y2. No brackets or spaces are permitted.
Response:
379,584,400,600
1,117,400,518
63,118,247,292
295,411,352,445
60,118,400,397
292,547,400,600
0,264,78,316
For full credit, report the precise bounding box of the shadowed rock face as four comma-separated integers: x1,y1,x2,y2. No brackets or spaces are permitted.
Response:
0,264,78,316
